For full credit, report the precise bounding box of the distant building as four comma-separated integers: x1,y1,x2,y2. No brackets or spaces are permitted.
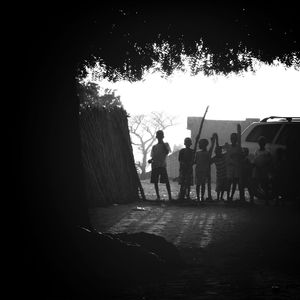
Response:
166,117,260,182
187,117,260,146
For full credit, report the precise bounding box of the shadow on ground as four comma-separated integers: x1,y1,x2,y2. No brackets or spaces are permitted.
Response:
89,200,300,299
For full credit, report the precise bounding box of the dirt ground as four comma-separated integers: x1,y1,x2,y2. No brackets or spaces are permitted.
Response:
89,181,300,299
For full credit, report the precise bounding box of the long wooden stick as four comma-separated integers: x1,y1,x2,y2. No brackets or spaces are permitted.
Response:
193,105,209,152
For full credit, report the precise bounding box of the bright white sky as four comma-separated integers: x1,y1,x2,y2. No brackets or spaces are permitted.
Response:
92,61,300,151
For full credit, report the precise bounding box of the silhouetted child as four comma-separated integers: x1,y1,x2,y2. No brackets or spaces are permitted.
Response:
178,137,194,201
148,130,172,201
240,147,254,203
225,132,243,201
253,135,272,205
194,136,215,202
210,134,227,201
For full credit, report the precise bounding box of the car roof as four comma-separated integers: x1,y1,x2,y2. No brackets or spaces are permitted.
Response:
260,116,300,123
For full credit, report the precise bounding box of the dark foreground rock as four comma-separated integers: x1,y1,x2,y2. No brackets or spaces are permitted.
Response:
62,227,185,297
109,231,185,268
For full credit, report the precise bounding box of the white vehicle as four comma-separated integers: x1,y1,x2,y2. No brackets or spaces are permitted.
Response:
241,116,300,159
241,116,300,199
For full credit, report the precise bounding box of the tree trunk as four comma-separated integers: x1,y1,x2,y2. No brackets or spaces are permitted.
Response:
140,169,147,180
140,151,148,180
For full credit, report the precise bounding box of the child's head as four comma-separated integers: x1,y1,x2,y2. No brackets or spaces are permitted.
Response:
258,136,266,148
156,130,164,140
198,138,209,150
230,133,238,145
215,146,222,156
184,137,192,147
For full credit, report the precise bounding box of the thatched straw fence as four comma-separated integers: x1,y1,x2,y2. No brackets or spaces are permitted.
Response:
80,106,145,207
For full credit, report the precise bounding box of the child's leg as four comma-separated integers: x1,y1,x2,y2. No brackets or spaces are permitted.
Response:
179,185,185,200
154,183,160,200
227,179,232,201
196,185,200,201
201,182,205,201
179,172,185,200
166,181,172,200
221,190,225,200
249,188,254,203
226,167,233,201
217,191,220,201
239,179,245,201
248,178,254,203
230,178,238,199
207,175,212,200
186,186,191,199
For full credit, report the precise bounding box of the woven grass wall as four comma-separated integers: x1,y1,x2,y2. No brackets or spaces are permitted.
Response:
80,106,144,207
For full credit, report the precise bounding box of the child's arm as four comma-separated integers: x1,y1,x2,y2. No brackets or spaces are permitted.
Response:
215,133,219,147
192,154,196,165
164,142,171,155
178,149,183,162
148,146,154,163
210,156,216,165
160,141,171,155
208,133,217,158
193,151,198,165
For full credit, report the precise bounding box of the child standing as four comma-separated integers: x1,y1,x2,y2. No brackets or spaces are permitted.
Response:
194,136,215,202
148,130,172,201
253,135,272,205
240,147,255,203
225,132,243,201
210,134,227,201
178,137,194,201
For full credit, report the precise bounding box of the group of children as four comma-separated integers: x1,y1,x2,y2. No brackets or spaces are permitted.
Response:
149,127,273,204
178,131,243,203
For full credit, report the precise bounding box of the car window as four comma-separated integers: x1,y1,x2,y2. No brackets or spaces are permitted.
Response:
276,123,300,145
245,124,282,143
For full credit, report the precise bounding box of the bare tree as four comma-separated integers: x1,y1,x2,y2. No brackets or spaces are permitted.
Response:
129,111,177,179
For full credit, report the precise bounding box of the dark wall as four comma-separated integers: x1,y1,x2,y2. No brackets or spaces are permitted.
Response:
21,13,91,297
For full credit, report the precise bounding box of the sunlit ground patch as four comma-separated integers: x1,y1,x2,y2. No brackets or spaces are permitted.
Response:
102,205,232,249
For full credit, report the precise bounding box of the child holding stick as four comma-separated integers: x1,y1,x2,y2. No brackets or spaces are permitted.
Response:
194,134,216,202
